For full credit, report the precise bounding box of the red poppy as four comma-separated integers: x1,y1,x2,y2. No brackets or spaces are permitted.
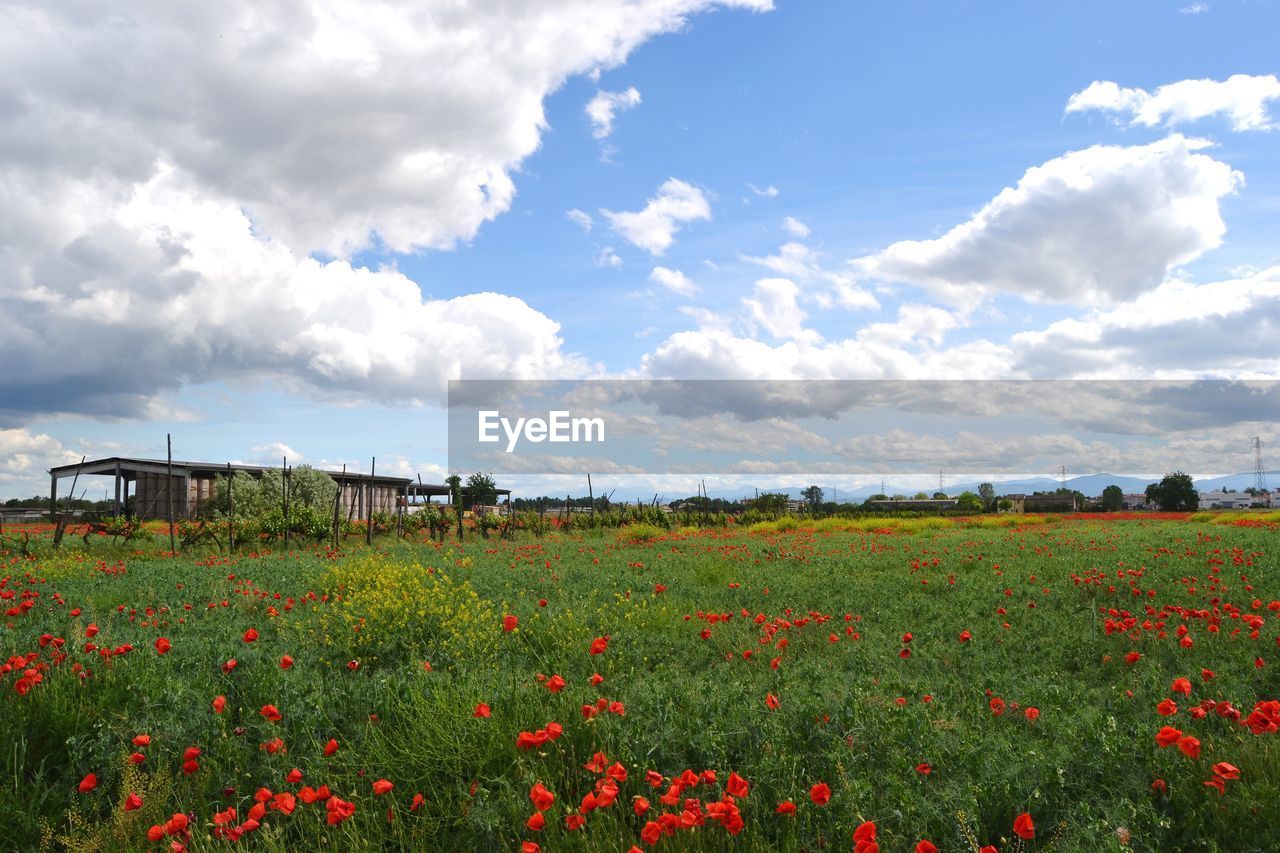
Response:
280,655,294,670
589,636,609,655
1171,677,1192,696
916,762,931,775
530,782,555,811
766,693,780,710
212,695,226,714
1151,779,1167,793
1213,762,1240,780
221,659,237,674
243,628,259,643
809,782,831,805
347,659,359,671
286,768,303,783
545,674,566,693
526,812,545,831
503,615,518,632
989,697,1006,716
132,733,151,747
77,773,97,793
474,702,491,718
1155,726,1183,747
1013,812,1035,840
1157,699,1178,716
411,793,425,811
1177,736,1201,759
373,779,393,795
726,772,749,798
260,704,282,722
564,813,585,830
324,738,339,756
1024,706,1040,722
590,673,604,686
154,637,171,655
325,796,355,825
916,842,937,853
1204,777,1226,794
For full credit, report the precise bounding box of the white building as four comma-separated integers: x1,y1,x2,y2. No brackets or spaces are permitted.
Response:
1197,490,1255,510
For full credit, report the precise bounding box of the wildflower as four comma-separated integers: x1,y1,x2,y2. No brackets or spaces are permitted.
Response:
809,782,831,805
1013,811,1035,840
78,773,97,793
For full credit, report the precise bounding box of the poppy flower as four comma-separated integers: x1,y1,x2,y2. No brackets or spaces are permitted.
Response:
346,659,359,671
565,813,586,830
590,673,605,686
1171,677,1192,696
545,674,566,693
324,738,339,756
124,793,143,811
85,625,99,639
589,637,609,655
526,812,545,831
474,703,491,718
775,800,796,815
410,793,425,811
530,782,555,811
916,842,937,853
1204,777,1226,794
272,792,297,814
958,630,972,642
212,695,226,714
522,844,540,853
1151,779,1167,793
503,615,518,632
221,659,237,674
1125,651,1142,664
325,796,355,825
146,826,165,843
853,820,877,845
242,628,259,643
916,763,932,775
154,637,171,655
1177,736,1201,759
286,768,303,783
1024,706,1040,722
809,782,831,805
1013,812,1035,840
132,734,151,747
280,655,294,670
260,704,282,722
726,772,749,798
373,779,393,795
78,773,97,793
1212,762,1240,781
1157,699,1178,716
1155,726,1183,747
989,697,1006,716
766,693,780,710
128,752,145,765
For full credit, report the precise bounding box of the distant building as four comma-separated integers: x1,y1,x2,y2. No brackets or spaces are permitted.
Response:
866,498,958,512
1001,493,1077,514
1121,493,1152,511
1197,490,1255,510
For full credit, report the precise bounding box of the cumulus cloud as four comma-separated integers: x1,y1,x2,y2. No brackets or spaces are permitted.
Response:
0,169,589,424
853,135,1241,305
742,278,821,346
595,247,624,268
782,216,810,238
586,87,642,138
649,266,698,296
744,242,878,311
747,183,779,198
1011,267,1280,378
0,0,770,259
565,209,594,232
601,178,712,255
1066,74,1280,131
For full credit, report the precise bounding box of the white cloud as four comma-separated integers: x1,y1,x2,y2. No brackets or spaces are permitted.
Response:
857,304,961,347
649,266,699,296
747,183,780,198
1066,74,1280,131
586,87,642,138
249,442,303,463
1010,267,1280,378
1179,3,1209,13
0,169,589,423
853,135,1241,305
744,241,878,310
566,209,594,232
0,0,770,259
742,278,821,345
782,216,810,238
601,178,711,255
595,247,624,268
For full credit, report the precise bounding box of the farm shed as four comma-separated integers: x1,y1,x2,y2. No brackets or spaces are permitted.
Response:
48,457,412,522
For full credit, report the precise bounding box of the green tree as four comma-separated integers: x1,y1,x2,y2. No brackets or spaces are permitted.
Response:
913,491,929,500
1101,484,1124,512
956,491,983,513
978,482,996,512
1145,471,1198,511
751,492,790,515
801,485,824,514
465,472,498,508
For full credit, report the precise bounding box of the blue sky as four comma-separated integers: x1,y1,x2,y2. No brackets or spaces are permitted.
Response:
2,0,1278,498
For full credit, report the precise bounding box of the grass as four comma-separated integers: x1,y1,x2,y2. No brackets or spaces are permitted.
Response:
2,516,1278,851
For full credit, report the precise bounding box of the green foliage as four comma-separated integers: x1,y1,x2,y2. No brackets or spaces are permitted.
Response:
1146,471,1199,511
1101,484,1125,511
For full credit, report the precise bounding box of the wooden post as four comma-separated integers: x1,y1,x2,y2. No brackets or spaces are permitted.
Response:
227,463,235,551
333,464,346,550
49,472,58,548
396,483,405,537
113,462,121,517
588,473,595,519
366,457,375,546
281,457,289,548
166,435,176,556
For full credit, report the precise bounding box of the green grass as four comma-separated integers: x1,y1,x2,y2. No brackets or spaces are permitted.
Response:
2,518,1279,851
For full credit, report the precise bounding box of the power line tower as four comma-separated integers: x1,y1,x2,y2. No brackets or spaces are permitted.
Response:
1059,465,1067,489
1253,436,1268,493
939,469,944,494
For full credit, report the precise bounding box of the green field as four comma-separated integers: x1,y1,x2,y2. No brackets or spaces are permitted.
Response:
3,516,1278,851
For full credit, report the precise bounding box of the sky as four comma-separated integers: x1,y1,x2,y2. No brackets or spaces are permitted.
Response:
2,0,1278,500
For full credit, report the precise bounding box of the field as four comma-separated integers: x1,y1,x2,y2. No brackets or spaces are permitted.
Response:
3,514,1279,852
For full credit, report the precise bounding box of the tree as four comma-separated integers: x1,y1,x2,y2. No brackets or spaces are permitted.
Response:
956,491,983,513
913,491,929,500
1101,484,1124,512
446,474,464,541
465,472,498,508
978,483,996,512
801,485,824,514
932,491,948,500
1145,471,1198,512
751,492,790,515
